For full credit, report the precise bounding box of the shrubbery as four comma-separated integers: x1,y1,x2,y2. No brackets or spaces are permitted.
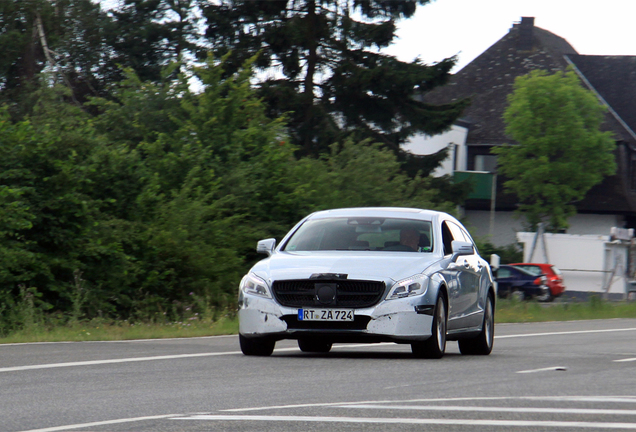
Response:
0,59,458,334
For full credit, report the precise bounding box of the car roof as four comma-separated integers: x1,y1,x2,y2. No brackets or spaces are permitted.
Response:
510,263,553,269
305,207,447,222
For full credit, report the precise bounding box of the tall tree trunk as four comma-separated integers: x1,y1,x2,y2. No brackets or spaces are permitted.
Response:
302,0,318,154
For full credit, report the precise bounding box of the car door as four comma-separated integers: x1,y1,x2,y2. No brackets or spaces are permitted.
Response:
495,266,514,297
443,221,480,330
456,224,485,328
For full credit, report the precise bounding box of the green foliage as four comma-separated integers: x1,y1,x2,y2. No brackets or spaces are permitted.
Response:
0,0,119,114
201,0,466,161
474,240,523,264
0,55,460,336
292,139,457,212
493,69,617,231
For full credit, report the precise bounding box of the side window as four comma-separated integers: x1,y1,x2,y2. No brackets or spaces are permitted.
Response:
442,221,475,256
447,222,468,242
498,268,511,278
441,222,454,256
459,226,477,251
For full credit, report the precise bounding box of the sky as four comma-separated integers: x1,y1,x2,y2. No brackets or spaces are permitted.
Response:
382,0,636,72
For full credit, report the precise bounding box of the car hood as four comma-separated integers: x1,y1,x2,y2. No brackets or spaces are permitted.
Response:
250,251,441,284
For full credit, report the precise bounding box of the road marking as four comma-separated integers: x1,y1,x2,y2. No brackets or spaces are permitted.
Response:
517,366,568,374
0,352,244,373
614,357,636,362
17,414,183,432
495,327,636,339
2,326,635,373
173,414,636,429
222,396,636,412
335,404,636,415
0,343,389,373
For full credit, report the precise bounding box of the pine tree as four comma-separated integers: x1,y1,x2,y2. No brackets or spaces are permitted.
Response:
0,0,117,113
200,0,467,159
107,0,204,82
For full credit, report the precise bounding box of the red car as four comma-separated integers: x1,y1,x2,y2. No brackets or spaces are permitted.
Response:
509,263,566,301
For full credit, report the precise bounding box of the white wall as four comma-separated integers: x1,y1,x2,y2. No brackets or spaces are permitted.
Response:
465,210,624,248
516,232,630,294
401,126,468,176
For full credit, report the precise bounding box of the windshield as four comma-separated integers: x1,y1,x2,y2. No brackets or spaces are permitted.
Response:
283,217,434,252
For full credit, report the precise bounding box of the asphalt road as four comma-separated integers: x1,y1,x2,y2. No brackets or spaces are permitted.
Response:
2,318,636,432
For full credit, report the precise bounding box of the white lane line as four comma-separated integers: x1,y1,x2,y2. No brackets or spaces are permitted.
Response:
0,343,388,373
172,414,636,429
2,326,635,373
0,352,243,373
17,414,183,432
222,396,636,412
335,404,636,415
517,366,568,374
495,327,636,339
614,357,636,363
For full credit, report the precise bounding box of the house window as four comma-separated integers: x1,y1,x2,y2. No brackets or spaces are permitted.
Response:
474,155,497,173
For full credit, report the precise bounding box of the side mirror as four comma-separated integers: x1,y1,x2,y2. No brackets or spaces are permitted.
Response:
256,238,276,256
451,240,474,258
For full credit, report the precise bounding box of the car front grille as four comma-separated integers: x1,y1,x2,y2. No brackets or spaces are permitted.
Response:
272,279,385,308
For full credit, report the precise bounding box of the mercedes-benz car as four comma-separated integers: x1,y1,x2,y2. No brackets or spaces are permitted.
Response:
238,207,495,358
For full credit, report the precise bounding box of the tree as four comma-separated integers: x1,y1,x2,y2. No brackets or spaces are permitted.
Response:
200,0,466,161
0,0,117,112
107,0,205,83
492,69,617,232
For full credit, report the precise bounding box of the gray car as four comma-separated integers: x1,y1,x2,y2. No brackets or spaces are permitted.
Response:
238,207,495,358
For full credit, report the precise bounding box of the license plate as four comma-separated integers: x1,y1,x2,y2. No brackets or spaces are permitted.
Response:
298,309,354,321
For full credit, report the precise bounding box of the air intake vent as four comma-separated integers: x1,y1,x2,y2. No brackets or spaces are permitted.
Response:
272,279,385,308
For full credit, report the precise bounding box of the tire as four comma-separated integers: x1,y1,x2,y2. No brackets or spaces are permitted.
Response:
412,294,447,359
459,294,495,355
239,334,275,356
510,289,525,302
298,339,332,353
536,289,554,303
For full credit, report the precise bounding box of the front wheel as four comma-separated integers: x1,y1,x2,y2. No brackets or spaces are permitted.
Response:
459,294,494,355
239,334,275,356
412,294,447,359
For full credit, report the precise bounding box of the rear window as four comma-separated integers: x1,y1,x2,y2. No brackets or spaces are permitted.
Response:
515,265,542,276
282,217,434,252
551,266,562,275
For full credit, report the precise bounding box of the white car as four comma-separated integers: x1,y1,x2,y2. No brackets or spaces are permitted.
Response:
238,207,495,358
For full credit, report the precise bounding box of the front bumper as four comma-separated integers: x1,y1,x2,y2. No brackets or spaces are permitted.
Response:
238,293,435,343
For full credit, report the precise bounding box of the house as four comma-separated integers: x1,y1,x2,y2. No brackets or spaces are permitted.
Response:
405,17,636,247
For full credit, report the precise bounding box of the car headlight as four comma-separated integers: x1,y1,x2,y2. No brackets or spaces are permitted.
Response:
240,273,272,298
386,275,429,300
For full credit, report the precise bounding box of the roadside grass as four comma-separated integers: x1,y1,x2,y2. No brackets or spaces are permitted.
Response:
0,315,240,344
1,298,636,344
495,297,636,323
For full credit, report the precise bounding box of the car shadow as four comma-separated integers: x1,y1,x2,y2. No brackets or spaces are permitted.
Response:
274,350,464,360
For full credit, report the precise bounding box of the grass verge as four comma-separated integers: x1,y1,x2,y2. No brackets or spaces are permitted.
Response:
495,297,636,323
1,299,635,344
0,316,240,344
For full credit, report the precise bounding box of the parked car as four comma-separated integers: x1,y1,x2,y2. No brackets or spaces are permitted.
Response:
509,263,566,301
495,264,551,301
238,207,495,359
